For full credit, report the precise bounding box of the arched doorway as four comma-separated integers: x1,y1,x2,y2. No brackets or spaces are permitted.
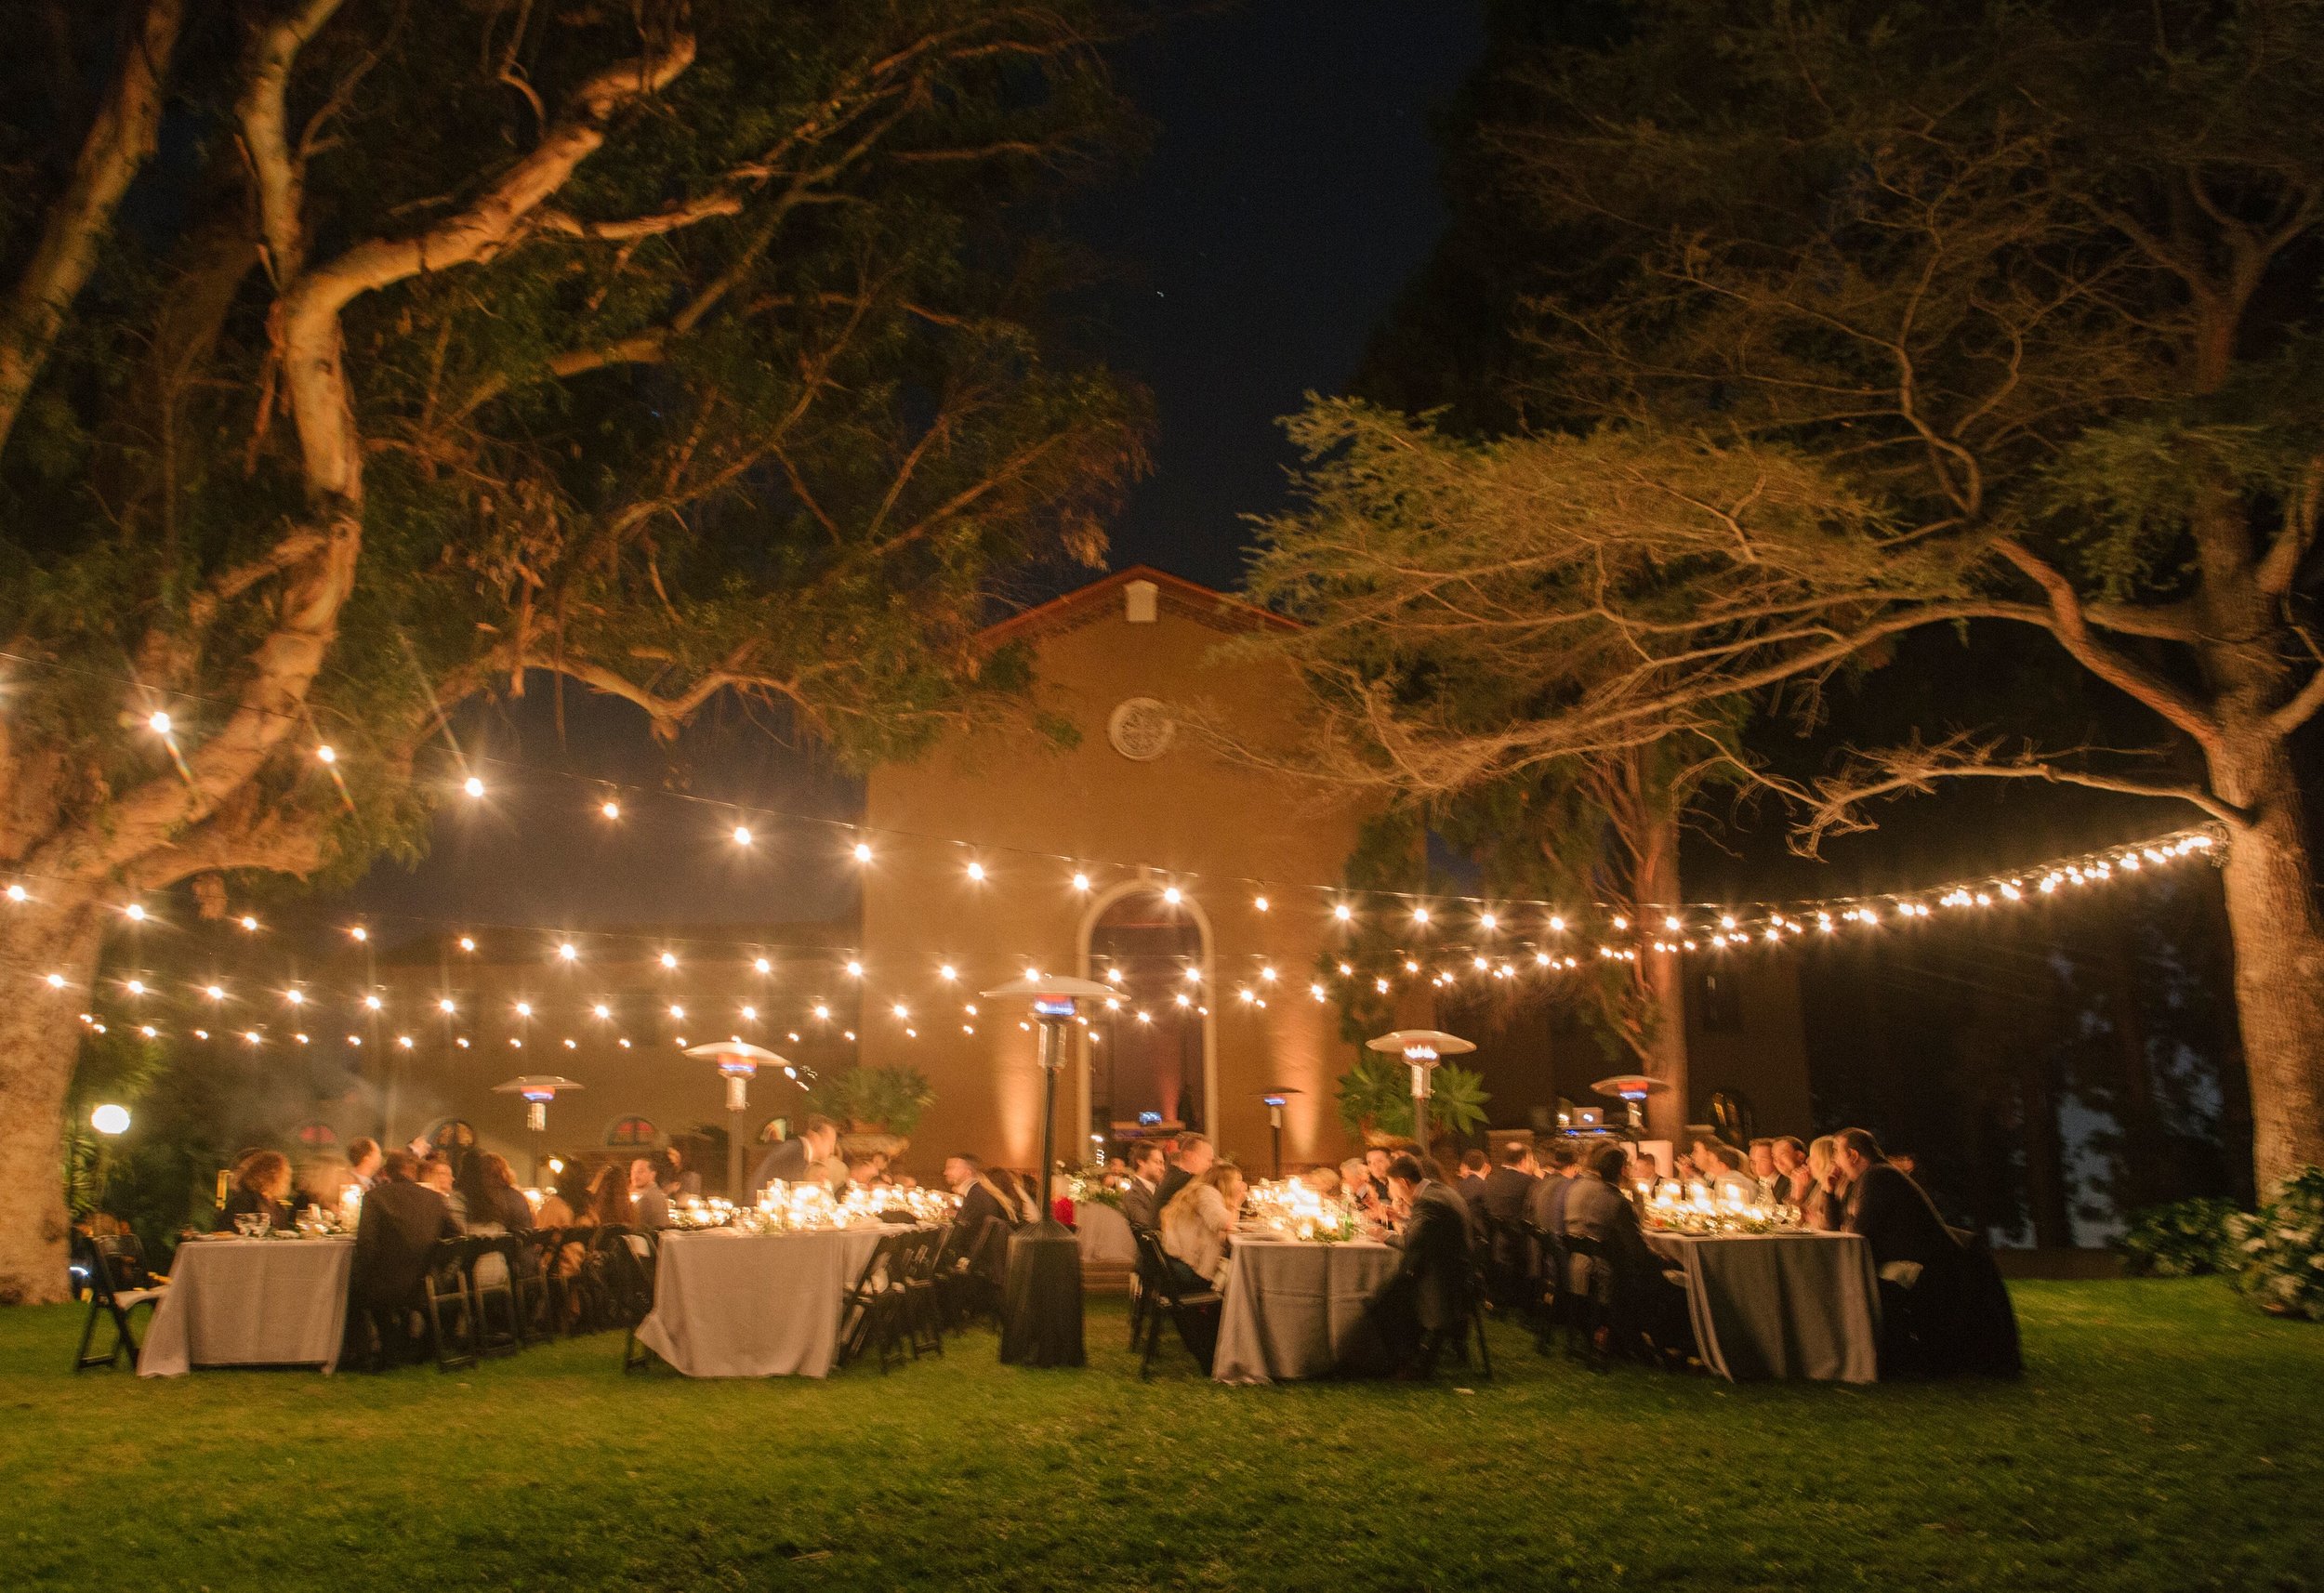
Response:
1083,886,1209,1149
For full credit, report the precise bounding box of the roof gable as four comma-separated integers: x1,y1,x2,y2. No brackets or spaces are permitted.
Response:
979,565,1298,648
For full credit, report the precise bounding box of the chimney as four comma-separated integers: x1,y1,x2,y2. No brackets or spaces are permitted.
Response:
1124,578,1158,624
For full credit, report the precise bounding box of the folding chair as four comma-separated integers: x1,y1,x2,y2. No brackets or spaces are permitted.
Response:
838,1230,913,1372
898,1227,946,1359
1130,1227,1221,1379
1561,1232,1614,1368
1126,1223,1162,1349
469,1235,525,1358
423,1238,479,1372
73,1233,163,1373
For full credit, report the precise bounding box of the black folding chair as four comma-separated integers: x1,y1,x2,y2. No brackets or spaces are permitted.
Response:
1527,1221,1569,1352
1126,1223,1162,1349
1130,1226,1221,1379
422,1238,480,1372
72,1233,163,1373
1561,1232,1614,1368
838,1230,914,1373
468,1235,526,1358
898,1227,947,1359
938,1214,1010,1332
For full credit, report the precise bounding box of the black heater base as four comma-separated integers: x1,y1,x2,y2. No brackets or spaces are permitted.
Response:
998,1224,1086,1368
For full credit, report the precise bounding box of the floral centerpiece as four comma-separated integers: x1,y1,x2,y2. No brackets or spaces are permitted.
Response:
1641,1181,1801,1236
1067,1165,1128,1211
1244,1178,1362,1243
838,1184,959,1225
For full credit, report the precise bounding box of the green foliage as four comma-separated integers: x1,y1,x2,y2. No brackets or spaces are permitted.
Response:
807,1064,936,1136
1333,1052,1490,1144
2116,1197,2240,1278
2228,1166,2324,1321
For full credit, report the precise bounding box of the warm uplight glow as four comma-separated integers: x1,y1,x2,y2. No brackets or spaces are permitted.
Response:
91,1103,130,1136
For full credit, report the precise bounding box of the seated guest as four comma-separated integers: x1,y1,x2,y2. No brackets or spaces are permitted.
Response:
627,1156,670,1230
1565,1145,1694,1362
1771,1136,1812,1206
1121,1143,1167,1231
1160,1164,1248,1290
1350,1152,1474,1376
1301,1165,1343,1199
1484,1140,1537,1227
346,1152,460,1362
1835,1127,2016,1376
459,1152,535,1234
942,1153,1005,1250
660,1144,702,1198
843,1152,886,1200
1362,1145,1395,1205
535,1164,581,1229
346,1137,383,1193
220,1150,296,1233
1456,1150,1492,1225
749,1114,838,1193
1340,1157,1377,1214
1802,1135,1845,1231
418,1152,457,1214
588,1162,634,1228
1525,1141,1581,1239
1748,1138,1780,1197
1157,1134,1214,1210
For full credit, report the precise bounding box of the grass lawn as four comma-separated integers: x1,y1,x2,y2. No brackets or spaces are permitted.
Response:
2,1282,2319,1592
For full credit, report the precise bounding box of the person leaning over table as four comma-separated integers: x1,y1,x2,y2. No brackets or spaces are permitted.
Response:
749,1114,839,1194
1350,1152,1474,1377
218,1150,297,1233
1120,1142,1167,1231
1159,1163,1247,1291
1157,1133,1214,1211
346,1151,461,1363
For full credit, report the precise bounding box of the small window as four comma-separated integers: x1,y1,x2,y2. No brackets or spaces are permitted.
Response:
605,1115,658,1148
293,1122,338,1149
1692,968,1742,1033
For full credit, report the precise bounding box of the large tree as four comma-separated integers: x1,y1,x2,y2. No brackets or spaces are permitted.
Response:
1259,0,2324,1183
0,0,1149,1302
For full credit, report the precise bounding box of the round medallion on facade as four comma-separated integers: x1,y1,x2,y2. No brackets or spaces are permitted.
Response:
1106,696,1176,761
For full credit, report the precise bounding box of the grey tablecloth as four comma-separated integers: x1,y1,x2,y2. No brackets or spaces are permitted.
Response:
633,1227,889,1378
1647,1231,1880,1383
1076,1203,1137,1266
1212,1238,1398,1384
139,1236,354,1376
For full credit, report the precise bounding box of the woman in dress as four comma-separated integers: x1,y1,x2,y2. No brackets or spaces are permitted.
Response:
1160,1164,1248,1290
458,1151,535,1234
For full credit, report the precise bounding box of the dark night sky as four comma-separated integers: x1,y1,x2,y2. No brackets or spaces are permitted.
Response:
340,2,1489,932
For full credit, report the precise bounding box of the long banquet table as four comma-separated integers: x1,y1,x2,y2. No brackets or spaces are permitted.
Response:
139,1234,355,1376
1644,1229,1880,1383
1212,1235,1398,1384
631,1226,891,1378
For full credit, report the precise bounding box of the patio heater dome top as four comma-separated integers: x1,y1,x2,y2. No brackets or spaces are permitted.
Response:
1364,1028,1476,1058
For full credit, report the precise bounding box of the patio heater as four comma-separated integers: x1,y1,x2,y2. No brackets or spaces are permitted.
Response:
492,1074,583,1185
1364,1028,1473,1165
1590,1073,1664,1133
983,973,1114,1368
686,1038,786,1198
1259,1086,1302,1178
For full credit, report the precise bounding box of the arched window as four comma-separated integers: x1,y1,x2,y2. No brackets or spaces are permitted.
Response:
605,1114,658,1148
1089,889,1206,1135
423,1118,475,1152
293,1122,338,1149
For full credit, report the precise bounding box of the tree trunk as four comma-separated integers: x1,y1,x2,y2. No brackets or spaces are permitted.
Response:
2016,1046,2074,1249
0,900,105,1304
1633,800,1690,1144
2209,737,2324,1188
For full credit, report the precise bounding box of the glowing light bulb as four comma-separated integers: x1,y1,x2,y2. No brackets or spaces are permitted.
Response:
463,775,484,798
1480,912,1498,930
316,744,337,765
753,956,772,975
1719,914,1736,930
458,936,475,952
1310,982,1327,1001
891,1002,909,1020
1412,906,1430,925
1260,966,1277,982
966,861,985,882
243,1031,259,1045
592,1004,611,1020
284,989,303,1006
1549,915,1565,932
1163,886,1183,905
45,972,65,989
1182,966,1200,981
1175,993,1192,1007
558,942,577,961
845,960,864,979
241,915,259,932
741,1005,757,1021
1254,895,1270,913
1072,871,1091,892
124,903,145,922
205,984,224,1000
438,998,456,1014
1665,915,1682,931
363,994,382,1010
659,952,678,969
5,885,22,902
125,979,145,996
601,799,620,820
852,841,873,863
514,1002,532,1019
148,711,172,735
939,964,957,981
732,824,752,847
812,1004,831,1021
350,926,367,941
668,1005,685,1020
397,1035,413,1048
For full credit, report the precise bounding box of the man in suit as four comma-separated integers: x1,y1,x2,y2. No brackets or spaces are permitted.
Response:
938,1152,1010,1275
1456,1150,1491,1222
1836,1126,2000,1376
1363,1152,1476,1376
1120,1143,1166,1231
749,1114,838,1194
1476,1140,1538,1301
346,1137,382,1193
1482,1141,1537,1227
1525,1142,1580,1235
347,1151,460,1363
1156,1134,1213,1211
1836,1128,1957,1273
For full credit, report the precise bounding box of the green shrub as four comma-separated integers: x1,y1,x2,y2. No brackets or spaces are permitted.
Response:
2117,1196,2240,1277
2228,1165,2324,1321
1333,1052,1490,1143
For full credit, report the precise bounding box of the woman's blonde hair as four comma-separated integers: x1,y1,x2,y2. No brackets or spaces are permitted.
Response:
1162,1162,1245,1227
1806,1135,1837,1180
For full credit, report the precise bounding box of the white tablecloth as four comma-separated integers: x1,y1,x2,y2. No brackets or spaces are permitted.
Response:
1212,1237,1399,1384
1076,1203,1137,1265
1646,1230,1881,1383
633,1227,890,1378
139,1236,354,1376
